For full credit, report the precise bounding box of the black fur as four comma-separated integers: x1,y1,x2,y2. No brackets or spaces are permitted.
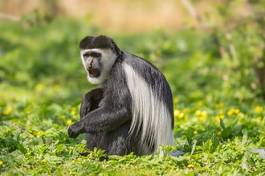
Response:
79,35,122,57
68,35,173,155
69,59,139,155
124,53,174,127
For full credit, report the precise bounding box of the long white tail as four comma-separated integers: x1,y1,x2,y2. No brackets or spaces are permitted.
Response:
123,63,174,152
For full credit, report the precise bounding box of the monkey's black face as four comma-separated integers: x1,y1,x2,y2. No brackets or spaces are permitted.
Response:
80,48,117,84
82,51,102,78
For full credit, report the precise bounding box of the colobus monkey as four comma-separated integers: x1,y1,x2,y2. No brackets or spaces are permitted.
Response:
68,35,174,155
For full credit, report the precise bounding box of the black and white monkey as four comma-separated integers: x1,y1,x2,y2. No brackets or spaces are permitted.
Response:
68,35,174,155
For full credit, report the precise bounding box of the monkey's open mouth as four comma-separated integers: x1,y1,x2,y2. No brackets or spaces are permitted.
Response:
88,67,101,78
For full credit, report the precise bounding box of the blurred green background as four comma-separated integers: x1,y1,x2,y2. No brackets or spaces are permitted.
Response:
0,0,265,175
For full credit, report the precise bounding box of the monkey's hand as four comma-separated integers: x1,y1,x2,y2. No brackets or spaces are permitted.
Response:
68,121,84,138
80,88,103,119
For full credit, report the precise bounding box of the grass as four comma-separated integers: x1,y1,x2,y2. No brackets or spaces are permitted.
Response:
0,18,265,175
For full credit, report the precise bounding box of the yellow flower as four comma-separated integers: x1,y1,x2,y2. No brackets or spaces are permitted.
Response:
0,160,3,166
196,101,203,107
174,109,184,119
36,130,45,137
214,113,224,124
227,108,240,116
3,105,12,115
67,120,72,126
254,106,263,114
187,164,194,168
70,107,77,116
52,84,60,93
218,113,224,119
195,110,208,122
35,83,45,92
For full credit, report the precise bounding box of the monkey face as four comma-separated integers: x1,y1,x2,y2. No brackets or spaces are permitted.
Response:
80,48,117,84
79,35,121,84
82,51,102,78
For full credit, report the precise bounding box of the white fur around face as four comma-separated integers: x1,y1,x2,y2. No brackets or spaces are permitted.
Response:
122,63,174,153
80,48,117,85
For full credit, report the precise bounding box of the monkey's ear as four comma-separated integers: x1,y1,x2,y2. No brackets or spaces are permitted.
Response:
79,36,94,49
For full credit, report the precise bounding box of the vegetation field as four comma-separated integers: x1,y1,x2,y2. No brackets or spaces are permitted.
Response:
0,17,265,175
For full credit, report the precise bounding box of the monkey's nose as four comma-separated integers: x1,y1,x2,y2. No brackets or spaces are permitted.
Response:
87,59,101,77
88,67,101,77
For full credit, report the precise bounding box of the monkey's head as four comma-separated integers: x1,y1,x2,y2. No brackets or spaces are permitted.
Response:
79,35,121,84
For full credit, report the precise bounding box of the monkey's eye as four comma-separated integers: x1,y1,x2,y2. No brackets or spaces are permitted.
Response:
90,52,102,58
83,52,102,58
83,53,90,58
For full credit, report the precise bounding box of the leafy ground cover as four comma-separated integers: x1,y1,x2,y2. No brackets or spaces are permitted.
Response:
0,19,265,175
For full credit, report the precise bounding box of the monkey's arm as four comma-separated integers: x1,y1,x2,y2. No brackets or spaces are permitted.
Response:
80,88,103,119
68,93,131,138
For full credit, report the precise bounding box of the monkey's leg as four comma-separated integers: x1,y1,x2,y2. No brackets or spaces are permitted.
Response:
108,136,128,155
105,122,132,155
85,132,105,149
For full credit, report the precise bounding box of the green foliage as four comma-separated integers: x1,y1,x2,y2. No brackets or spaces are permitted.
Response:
0,17,265,175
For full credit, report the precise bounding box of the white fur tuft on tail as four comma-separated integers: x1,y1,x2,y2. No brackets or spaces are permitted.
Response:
123,63,173,152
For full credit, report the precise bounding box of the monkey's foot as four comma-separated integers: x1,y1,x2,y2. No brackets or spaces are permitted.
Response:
170,150,185,157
